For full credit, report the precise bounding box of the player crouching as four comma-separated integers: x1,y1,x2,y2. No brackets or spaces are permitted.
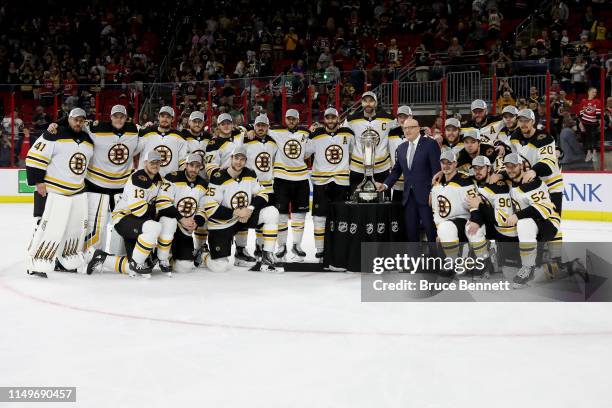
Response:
203,146,283,272
503,153,586,288
431,150,489,277
87,151,177,278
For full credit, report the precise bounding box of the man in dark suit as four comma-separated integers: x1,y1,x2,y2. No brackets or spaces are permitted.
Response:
376,118,441,242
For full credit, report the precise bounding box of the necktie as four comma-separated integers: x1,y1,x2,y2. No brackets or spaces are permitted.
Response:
407,141,416,170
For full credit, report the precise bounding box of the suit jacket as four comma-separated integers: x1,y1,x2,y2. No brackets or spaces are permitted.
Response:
384,136,441,206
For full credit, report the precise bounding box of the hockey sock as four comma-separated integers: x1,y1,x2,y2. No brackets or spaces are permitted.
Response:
278,214,289,247
291,212,306,248
313,216,326,252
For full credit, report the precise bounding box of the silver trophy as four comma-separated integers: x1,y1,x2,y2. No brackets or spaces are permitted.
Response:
352,127,384,203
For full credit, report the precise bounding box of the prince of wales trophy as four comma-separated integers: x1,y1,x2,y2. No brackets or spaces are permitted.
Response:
352,127,384,203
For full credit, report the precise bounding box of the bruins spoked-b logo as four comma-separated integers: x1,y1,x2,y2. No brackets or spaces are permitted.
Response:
230,191,249,209
325,145,343,164
255,152,271,172
69,152,87,175
108,143,129,165
154,145,173,167
437,195,452,218
284,140,302,159
177,197,197,218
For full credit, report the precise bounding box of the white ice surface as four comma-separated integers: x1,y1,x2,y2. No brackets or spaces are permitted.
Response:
1,204,611,408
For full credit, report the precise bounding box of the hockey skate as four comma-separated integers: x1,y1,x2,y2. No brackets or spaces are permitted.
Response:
472,257,494,281
565,258,589,282
512,265,535,288
275,245,287,261
193,243,209,268
291,244,306,262
234,246,256,267
315,250,324,264
159,259,173,277
128,259,152,279
87,249,109,275
259,251,284,272
254,244,263,259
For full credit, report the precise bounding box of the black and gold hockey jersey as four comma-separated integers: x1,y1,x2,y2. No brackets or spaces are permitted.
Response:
306,126,354,186
111,169,163,223
343,111,395,174
26,128,94,196
268,125,311,181
456,144,497,173
204,168,269,230
431,172,478,226
86,121,139,190
136,126,188,176
182,129,213,159
473,180,517,237
509,129,563,194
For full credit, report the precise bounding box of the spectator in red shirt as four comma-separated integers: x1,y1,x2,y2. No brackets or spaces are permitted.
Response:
579,87,603,162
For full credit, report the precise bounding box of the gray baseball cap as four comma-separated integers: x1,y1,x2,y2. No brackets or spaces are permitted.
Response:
186,153,203,164
285,109,300,119
470,99,487,111
503,153,523,165
217,113,233,124
517,108,535,121
254,114,270,125
144,150,162,162
159,106,175,117
502,105,519,116
110,105,127,116
440,150,457,162
397,105,413,116
69,108,86,118
324,107,339,117
445,118,461,129
471,155,492,167
462,128,480,141
231,145,247,158
361,91,378,103
189,111,205,121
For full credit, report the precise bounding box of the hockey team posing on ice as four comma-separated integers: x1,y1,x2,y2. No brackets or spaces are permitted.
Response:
24,92,587,287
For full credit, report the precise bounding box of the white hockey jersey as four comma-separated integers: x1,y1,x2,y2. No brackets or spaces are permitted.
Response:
510,129,563,194
477,120,503,146
431,172,478,226
86,121,139,190
136,126,188,177
268,126,311,181
305,126,353,186
343,111,394,174
387,126,406,191
26,128,94,196
475,180,517,237
157,170,208,235
510,177,560,231
204,168,269,230
243,135,278,193
112,169,163,223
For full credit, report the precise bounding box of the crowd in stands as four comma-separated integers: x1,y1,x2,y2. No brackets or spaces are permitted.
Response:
0,0,611,167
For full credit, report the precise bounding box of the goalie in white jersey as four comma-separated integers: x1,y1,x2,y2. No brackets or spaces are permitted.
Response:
25,108,94,277
344,91,394,196
305,107,354,261
203,146,282,272
136,106,188,177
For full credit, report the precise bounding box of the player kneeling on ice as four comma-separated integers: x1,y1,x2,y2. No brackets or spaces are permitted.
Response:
431,150,490,277
203,146,283,272
156,153,208,273
25,108,94,277
503,153,586,288
87,151,179,278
